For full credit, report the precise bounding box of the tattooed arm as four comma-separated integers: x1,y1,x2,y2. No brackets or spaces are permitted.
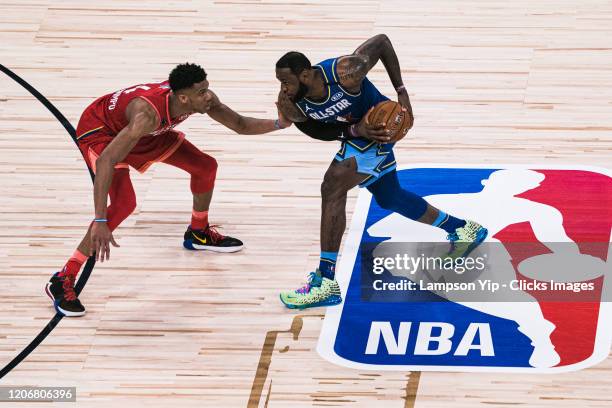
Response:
336,34,413,121
336,34,403,92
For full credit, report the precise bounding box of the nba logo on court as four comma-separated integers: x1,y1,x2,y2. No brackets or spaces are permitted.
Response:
318,165,612,372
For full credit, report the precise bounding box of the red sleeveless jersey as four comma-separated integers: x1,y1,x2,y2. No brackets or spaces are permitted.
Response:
82,81,191,137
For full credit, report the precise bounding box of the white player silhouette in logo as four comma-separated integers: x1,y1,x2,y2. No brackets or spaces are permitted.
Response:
368,169,606,368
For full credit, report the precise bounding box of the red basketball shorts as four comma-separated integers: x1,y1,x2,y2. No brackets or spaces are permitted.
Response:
75,109,185,174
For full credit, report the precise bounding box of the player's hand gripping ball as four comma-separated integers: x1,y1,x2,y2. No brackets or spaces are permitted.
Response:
366,100,412,143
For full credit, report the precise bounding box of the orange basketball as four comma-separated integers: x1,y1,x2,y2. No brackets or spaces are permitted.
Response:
366,100,412,143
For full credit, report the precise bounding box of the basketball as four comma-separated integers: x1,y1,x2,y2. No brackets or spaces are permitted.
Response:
366,100,412,143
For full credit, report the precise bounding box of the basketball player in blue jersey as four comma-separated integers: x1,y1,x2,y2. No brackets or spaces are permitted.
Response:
275,34,489,309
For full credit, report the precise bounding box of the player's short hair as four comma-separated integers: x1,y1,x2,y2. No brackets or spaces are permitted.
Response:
169,63,207,92
276,52,311,76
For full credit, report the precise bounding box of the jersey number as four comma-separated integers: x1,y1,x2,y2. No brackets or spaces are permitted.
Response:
124,85,151,94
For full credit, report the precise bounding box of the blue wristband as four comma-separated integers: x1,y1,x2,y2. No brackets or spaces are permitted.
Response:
93,218,108,223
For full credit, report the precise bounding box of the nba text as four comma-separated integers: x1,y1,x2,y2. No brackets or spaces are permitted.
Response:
365,321,494,356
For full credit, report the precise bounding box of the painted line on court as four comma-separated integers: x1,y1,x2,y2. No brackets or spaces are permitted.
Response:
0,63,96,379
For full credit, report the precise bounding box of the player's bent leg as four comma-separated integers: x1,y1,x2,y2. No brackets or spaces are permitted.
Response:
367,170,488,258
367,170,427,219
162,138,243,253
280,158,366,309
47,168,136,317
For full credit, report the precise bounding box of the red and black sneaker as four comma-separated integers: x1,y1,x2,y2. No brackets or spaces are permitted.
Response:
45,271,86,317
183,225,244,253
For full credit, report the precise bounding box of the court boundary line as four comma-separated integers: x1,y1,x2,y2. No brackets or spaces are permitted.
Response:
0,63,96,380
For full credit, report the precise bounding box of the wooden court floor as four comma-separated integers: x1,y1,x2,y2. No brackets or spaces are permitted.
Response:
1,1,611,407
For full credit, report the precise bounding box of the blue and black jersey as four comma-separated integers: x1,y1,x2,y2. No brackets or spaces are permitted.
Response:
295,57,389,125
295,56,397,188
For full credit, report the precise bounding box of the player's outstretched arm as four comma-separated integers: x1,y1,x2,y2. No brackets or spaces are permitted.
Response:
90,99,158,262
207,90,292,134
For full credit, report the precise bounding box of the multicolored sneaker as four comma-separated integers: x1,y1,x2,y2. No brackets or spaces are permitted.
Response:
280,270,342,309
446,220,488,258
183,225,243,253
45,271,86,317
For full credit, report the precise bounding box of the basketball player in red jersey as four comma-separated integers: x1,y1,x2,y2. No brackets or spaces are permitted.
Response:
45,63,291,317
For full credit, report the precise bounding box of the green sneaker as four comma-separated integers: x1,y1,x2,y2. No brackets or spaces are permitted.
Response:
280,271,342,309
447,220,488,258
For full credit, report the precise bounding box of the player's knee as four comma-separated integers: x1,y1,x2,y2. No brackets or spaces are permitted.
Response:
190,156,217,193
321,174,347,201
204,155,218,176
